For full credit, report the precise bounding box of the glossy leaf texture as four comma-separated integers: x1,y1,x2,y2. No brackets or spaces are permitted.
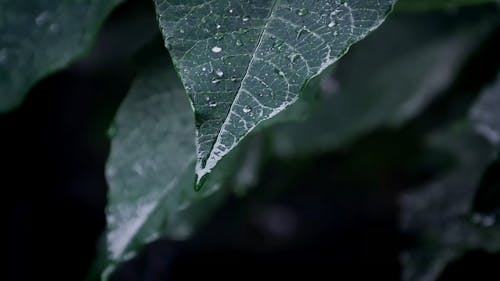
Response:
0,0,123,113
102,58,245,279
154,0,396,186
267,10,498,157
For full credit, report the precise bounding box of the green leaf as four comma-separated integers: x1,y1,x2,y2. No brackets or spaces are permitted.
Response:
395,0,497,12
470,73,500,147
267,12,496,158
102,58,241,279
0,0,123,113
400,123,499,281
154,0,396,186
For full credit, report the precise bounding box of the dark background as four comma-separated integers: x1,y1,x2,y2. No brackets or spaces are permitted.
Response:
4,1,500,280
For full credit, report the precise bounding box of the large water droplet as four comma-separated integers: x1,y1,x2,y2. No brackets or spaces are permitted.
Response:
296,8,308,16
211,46,222,53
216,24,221,29
243,106,252,113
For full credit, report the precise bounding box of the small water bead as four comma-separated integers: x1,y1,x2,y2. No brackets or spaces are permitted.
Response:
211,46,222,53
202,67,207,71
296,8,308,16
328,21,336,28
212,78,222,84
216,24,221,29
236,39,243,46
215,70,224,77
229,9,234,13
242,16,250,22
243,106,252,113
209,101,217,107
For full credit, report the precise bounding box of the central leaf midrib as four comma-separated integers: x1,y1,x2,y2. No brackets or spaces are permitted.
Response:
202,0,280,168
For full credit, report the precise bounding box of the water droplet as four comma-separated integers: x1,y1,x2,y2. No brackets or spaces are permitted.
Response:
243,106,252,113
216,24,222,29
212,78,221,84
211,46,222,53
296,8,308,16
215,70,224,77
205,96,210,101
328,21,336,28
35,11,51,26
202,67,207,71
209,101,217,107
242,16,250,22
180,29,185,33
229,9,234,13
49,23,59,33
236,39,243,46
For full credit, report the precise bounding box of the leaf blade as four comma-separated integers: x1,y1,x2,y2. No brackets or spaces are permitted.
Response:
154,0,396,185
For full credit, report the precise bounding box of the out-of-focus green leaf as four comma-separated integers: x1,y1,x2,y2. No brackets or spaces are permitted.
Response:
268,12,498,158
102,58,245,279
396,0,497,12
0,0,124,113
399,123,499,281
470,73,500,147
154,0,396,187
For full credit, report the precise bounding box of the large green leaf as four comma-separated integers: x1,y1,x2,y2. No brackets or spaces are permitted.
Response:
102,58,243,279
267,12,497,158
154,0,396,186
0,0,123,113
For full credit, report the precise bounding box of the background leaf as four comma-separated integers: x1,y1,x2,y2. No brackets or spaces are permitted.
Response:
266,10,498,158
102,56,259,279
0,0,123,113
395,0,498,12
154,0,396,186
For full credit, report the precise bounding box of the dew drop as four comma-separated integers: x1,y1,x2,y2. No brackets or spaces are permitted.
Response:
229,9,234,13
236,39,243,46
296,8,308,16
328,21,336,28
211,46,222,53
215,70,224,77
242,16,250,22
243,106,252,113
205,96,210,101
209,101,217,107
216,24,221,29
212,78,222,84
180,29,185,33
202,67,207,71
